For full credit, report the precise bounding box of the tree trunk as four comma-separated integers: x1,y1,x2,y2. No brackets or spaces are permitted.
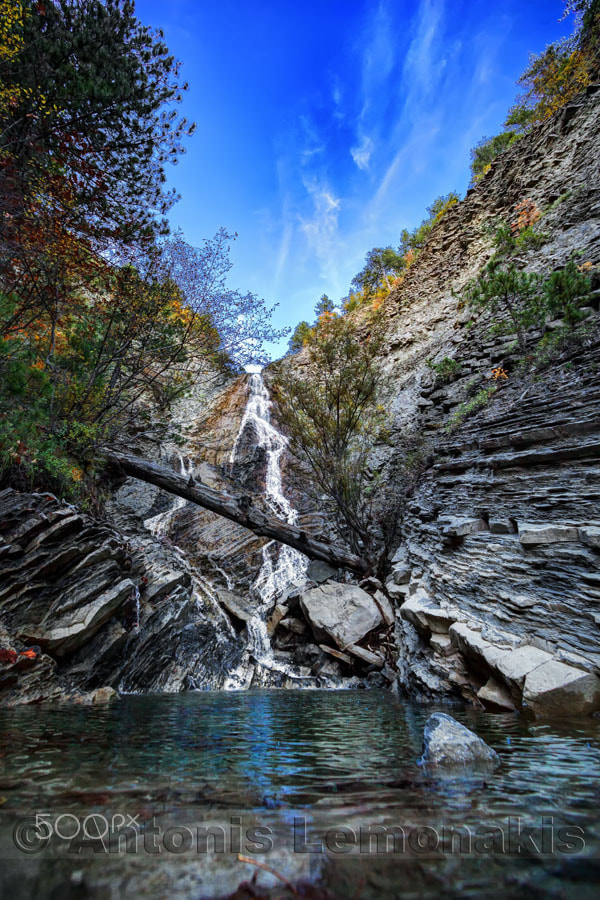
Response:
102,449,370,576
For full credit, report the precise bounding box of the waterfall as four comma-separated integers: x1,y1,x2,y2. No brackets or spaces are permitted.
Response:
132,584,141,630
229,372,307,661
144,452,194,536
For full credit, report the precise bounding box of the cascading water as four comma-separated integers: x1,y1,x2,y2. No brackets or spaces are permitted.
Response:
132,585,141,630
144,452,195,536
229,371,307,663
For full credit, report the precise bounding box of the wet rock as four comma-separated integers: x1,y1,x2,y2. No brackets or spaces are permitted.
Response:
267,603,288,636
522,660,600,717
419,713,500,768
0,488,245,701
145,569,190,603
217,589,254,625
300,583,383,649
90,685,118,704
279,616,307,636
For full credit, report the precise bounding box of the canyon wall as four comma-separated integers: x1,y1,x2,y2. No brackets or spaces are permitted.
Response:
373,85,600,715
1,86,599,713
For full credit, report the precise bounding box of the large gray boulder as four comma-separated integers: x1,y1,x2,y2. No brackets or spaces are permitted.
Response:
418,713,500,769
300,582,383,648
522,660,600,717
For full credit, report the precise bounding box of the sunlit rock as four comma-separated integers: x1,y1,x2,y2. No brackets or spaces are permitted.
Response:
300,583,383,648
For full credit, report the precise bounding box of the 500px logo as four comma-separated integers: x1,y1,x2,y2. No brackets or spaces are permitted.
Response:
12,814,275,856
13,813,142,854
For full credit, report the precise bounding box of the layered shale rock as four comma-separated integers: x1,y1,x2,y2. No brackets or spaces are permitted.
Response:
0,488,244,704
369,87,600,717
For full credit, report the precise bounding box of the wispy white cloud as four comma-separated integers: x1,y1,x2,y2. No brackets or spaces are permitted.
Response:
272,219,293,290
298,179,342,283
351,135,374,170
401,0,445,104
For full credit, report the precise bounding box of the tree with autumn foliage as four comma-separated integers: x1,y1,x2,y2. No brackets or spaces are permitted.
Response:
274,308,407,573
470,1,600,182
0,1,285,503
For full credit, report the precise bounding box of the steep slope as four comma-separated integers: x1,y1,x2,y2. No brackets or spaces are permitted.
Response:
373,85,600,714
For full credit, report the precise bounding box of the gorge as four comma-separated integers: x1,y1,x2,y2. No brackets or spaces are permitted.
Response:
1,3,600,896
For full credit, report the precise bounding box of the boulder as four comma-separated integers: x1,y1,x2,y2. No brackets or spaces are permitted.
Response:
430,634,454,657
477,676,517,711
518,523,579,545
522,660,600,717
267,603,288,636
300,583,383,649
373,590,395,627
319,644,353,665
386,582,410,601
494,645,554,693
391,565,412,585
419,713,500,769
90,686,118,704
345,644,385,668
217,589,254,626
279,616,307,636
401,595,455,635
307,560,338,583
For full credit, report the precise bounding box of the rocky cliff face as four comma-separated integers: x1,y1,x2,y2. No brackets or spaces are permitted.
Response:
1,87,599,715
0,487,245,704
370,85,600,716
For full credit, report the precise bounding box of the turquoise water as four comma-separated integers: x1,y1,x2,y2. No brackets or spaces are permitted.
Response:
0,690,599,898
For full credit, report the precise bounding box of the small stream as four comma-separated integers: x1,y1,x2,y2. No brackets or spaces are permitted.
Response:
0,691,599,898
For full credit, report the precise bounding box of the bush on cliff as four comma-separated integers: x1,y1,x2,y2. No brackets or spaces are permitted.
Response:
274,309,406,572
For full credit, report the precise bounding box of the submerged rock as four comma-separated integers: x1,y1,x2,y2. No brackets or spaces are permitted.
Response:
418,713,500,768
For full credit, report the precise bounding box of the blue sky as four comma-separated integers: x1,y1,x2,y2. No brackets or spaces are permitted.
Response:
136,0,568,357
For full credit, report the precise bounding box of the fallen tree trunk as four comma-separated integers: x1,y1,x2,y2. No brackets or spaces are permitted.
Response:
103,449,369,575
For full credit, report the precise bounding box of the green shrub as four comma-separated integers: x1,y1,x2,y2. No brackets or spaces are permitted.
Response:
446,384,498,431
427,356,462,382
542,258,591,327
